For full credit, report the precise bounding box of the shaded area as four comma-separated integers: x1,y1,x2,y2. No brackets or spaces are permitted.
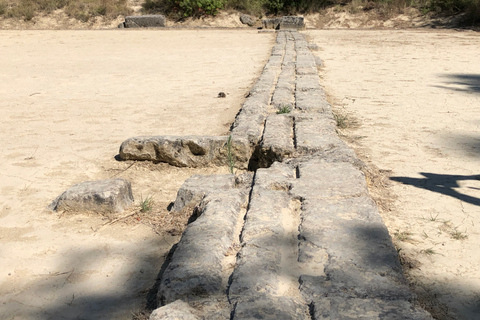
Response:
435,74,480,94
390,172,480,206
0,236,174,320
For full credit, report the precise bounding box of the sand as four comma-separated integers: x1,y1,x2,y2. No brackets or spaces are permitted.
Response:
308,29,480,320
0,29,273,319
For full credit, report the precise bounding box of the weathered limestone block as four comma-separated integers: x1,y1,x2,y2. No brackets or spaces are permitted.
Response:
49,179,133,214
262,18,281,29
231,113,266,148
171,174,235,212
240,14,257,27
298,197,412,301
294,114,357,162
124,15,166,28
311,298,433,320
119,135,250,168
233,296,310,320
296,74,323,92
150,300,200,320
158,189,248,305
295,89,331,112
280,16,305,30
257,115,294,168
290,160,368,199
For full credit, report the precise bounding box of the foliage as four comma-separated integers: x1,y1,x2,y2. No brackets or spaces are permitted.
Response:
276,105,291,114
0,0,131,21
144,0,226,17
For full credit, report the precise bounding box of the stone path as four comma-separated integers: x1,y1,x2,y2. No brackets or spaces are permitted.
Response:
121,31,433,319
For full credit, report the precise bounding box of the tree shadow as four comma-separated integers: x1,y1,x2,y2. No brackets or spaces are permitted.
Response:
434,74,480,94
1,234,175,320
390,172,480,206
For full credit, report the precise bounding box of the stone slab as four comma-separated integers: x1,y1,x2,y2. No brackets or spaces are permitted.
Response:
48,178,133,215
290,160,367,199
311,297,433,320
171,174,235,212
158,189,247,305
150,300,200,320
124,15,166,28
233,296,310,320
257,115,294,168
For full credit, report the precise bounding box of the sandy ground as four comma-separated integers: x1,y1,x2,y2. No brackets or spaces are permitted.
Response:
0,29,273,319
308,29,480,320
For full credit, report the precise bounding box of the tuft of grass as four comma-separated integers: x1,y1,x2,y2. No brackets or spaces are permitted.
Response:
394,230,413,242
276,106,291,114
140,195,155,213
226,135,235,174
421,248,437,255
334,113,350,129
450,228,468,240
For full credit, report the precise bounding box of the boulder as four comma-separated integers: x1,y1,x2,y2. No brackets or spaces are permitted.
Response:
240,14,256,27
48,179,134,215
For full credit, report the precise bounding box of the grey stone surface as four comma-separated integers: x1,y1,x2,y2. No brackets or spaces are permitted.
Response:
294,114,357,162
291,160,368,199
171,174,235,212
240,14,257,27
298,197,412,301
48,179,133,215
257,115,294,168
311,297,433,320
280,16,305,30
233,296,310,320
295,89,331,112
150,300,200,320
158,189,248,305
262,18,281,29
124,15,166,28
119,135,250,169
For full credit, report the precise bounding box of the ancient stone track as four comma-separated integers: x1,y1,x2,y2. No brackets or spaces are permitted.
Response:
122,31,433,320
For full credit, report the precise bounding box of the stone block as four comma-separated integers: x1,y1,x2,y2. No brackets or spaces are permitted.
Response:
124,15,166,28
240,14,257,27
257,115,294,168
171,174,235,212
158,190,247,305
311,297,433,320
290,160,367,199
233,296,310,320
150,300,200,320
262,18,281,29
280,16,305,30
49,179,133,215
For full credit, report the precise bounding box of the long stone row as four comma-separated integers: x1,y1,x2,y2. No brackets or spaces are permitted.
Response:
144,31,433,319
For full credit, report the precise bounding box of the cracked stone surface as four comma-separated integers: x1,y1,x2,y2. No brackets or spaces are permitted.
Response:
142,30,433,320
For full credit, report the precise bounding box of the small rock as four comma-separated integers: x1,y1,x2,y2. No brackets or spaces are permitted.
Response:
240,14,257,27
49,179,134,215
218,92,226,98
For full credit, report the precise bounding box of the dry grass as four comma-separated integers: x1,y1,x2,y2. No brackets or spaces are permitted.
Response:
0,0,131,21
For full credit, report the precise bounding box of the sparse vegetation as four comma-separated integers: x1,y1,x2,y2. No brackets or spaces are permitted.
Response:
394,230,413,242
140,195,155,213
276,105,291,114
450,228,468,240
421,248,437,255
0,0,131,22
0,0,478,25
